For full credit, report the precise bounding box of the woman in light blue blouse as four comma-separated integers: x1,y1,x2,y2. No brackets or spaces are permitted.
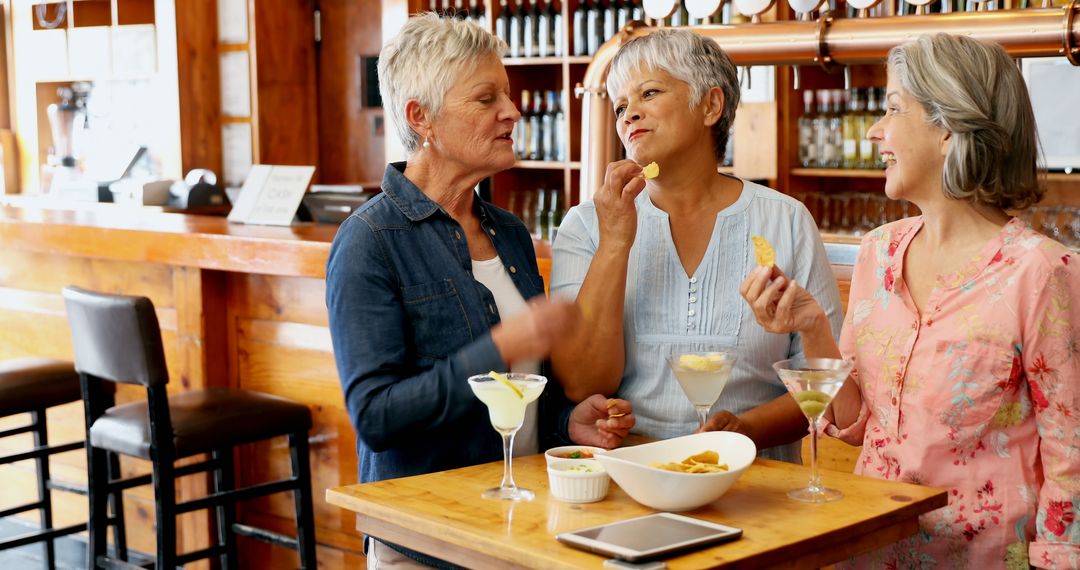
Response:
550,29,843,462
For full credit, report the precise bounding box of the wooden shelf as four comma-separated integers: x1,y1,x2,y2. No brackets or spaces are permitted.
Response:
502,57,564,66
1047,172,1079,182
791,168,885,179
514,160,580,170
566,56,594,64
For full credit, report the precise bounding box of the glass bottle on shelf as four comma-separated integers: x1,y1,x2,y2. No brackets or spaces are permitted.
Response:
430,0,441,15
496,0,511,45
798,89,818,168
827,89,844,168
470,0,487,27
516,90,531,159
454,0,468,18
869,88,886,169
617,0,632,30
841,88,861,169
553,90,566,161
550,188,564,241
604,0,619,40
538,0,555,57
574,0,591,56
813,90,833,169
529,90,544,160
528,0,542,57
587,0,604,55
510,0,524,57
858,88,876,169
630,0,644,21
553,0,564,56
542,90,558,161
535,185,551,239
523,0,536,57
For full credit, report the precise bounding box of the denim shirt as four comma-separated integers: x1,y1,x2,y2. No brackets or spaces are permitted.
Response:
326,162,571,491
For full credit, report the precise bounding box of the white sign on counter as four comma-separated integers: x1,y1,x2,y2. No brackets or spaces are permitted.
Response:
227,165,316,226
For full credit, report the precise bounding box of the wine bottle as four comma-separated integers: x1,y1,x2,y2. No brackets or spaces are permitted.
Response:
496,0,511,45
542,90,557,161
573,0,590,56
604,0,619,39
510,0,524,57
538,0,554,57
516,90,531,159
798,89,817,168
587,0,604,54
529,89,544,160
553,90,566,161
523,0,535,57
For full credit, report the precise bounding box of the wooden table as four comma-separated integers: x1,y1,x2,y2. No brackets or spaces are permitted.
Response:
326,454,946,569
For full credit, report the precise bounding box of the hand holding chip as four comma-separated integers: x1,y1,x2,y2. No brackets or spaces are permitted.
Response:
568,394,636,449
596,159,650,253
739,237,827,335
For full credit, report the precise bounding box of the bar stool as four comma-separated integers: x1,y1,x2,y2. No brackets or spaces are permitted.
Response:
0,357,127,569
62,286,317,569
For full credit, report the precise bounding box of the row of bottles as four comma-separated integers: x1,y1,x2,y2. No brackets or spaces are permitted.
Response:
515,90,567,162
496,0,564,57
572,0,644,56
430,0,487,28
797,87,887,170
508,187,566,240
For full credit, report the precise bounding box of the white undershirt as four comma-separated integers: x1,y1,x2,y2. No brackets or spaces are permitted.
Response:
471,255,540,456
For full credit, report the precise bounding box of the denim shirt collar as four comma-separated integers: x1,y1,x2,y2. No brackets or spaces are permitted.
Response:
380,161,494,225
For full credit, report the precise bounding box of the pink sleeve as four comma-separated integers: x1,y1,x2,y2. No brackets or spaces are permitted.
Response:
1024,256,1080,569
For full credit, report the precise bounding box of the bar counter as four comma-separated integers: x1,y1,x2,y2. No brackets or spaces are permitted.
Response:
0,202,856,568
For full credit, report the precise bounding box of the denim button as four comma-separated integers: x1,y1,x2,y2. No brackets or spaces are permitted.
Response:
489,304,496,314
454,230,462,240
488,228,496,236
509,266,517,274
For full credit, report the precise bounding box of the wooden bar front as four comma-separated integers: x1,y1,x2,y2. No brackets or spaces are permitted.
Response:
0,204,360,567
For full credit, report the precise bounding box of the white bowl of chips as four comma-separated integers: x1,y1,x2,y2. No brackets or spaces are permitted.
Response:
595,431,756,512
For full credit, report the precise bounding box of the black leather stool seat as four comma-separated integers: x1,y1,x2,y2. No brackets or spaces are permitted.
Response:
0,357,82,417
89,388,313,459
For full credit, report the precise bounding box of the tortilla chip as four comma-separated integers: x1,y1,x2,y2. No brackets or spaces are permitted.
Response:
642,162,660,180
751,235,775,268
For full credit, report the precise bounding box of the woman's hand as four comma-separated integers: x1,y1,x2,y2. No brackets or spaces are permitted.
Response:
491,298,580,366
595,160,647,253
697,410,750,438
567,395,635,449
740,265,827,335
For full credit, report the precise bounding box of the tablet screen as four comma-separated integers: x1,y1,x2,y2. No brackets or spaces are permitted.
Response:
572,515,731,552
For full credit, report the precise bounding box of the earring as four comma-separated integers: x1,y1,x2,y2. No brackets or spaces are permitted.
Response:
422,138,431,150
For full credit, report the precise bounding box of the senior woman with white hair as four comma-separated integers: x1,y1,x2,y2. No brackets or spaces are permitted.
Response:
550,28,843,462
326,14,634,569
742,33,1079,566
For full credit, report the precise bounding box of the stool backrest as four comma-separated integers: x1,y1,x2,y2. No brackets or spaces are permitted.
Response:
62,287,169,387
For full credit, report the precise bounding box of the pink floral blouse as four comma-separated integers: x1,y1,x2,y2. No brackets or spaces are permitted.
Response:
831,217,1080,569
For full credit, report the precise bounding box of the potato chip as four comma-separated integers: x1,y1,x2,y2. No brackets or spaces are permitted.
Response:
751,235,775,268
642,162,660,180
650,450,729,473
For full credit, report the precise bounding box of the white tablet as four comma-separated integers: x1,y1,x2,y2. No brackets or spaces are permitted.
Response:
556,513,742,562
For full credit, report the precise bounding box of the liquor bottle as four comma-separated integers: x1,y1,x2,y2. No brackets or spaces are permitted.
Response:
542,90,558,161
553,90,566,161
841,88,860,169
549,187,564,241
510,0,524,57
516,90,531,159
529,89,544,160
669,0,687,26
828,89,844,169
523,0,535,57
813,89,833,169
538,0,556,57
857,88,875,169
616,0,631,30
573,0,590,56
527,0,541,57
587,0,604,55
469,0,486,28
552,0,564,56
535,185,550,240
454,0,467,18
630,0,644,21
604,0,619,40
798,89,817,168
870,88,886,169
496,0,511,45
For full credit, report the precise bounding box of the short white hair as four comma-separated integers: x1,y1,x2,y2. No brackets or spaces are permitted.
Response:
606,29,740,164
378,13,507,153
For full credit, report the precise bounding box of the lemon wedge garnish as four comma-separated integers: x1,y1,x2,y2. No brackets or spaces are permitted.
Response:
642,162,660,180
488,371,523,399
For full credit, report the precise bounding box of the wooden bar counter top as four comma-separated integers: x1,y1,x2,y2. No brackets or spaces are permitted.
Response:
327,454,947,569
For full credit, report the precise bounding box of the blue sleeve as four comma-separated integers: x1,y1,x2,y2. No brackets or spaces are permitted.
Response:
325,216,508,452
787,202,845,359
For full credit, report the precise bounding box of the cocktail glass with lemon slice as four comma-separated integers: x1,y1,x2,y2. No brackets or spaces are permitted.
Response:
772,357,853,503
468,372,547,501
665,346,737,430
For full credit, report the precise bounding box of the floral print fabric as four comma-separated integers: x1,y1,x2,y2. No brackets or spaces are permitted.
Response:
831,217,1080,569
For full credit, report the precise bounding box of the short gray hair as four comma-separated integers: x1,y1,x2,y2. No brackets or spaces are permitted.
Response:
889,33,1043,210
606,29,740,164
378,13,507,153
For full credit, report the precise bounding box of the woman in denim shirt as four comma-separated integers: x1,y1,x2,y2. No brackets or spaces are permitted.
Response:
326,14,635,569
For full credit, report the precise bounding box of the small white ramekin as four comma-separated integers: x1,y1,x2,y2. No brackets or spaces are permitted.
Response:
543,445,606,468
547,459,610,503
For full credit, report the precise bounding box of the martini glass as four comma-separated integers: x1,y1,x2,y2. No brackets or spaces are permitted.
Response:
666,348,738,429
467,373,546,501
773,357,854,503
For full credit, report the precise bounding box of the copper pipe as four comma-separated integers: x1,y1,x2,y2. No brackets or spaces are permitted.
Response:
578,6,1080,199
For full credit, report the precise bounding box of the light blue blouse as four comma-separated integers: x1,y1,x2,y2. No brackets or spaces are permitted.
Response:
551,179,844,462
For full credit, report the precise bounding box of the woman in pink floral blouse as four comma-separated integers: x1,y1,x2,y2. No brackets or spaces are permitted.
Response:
741,33,1079,568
